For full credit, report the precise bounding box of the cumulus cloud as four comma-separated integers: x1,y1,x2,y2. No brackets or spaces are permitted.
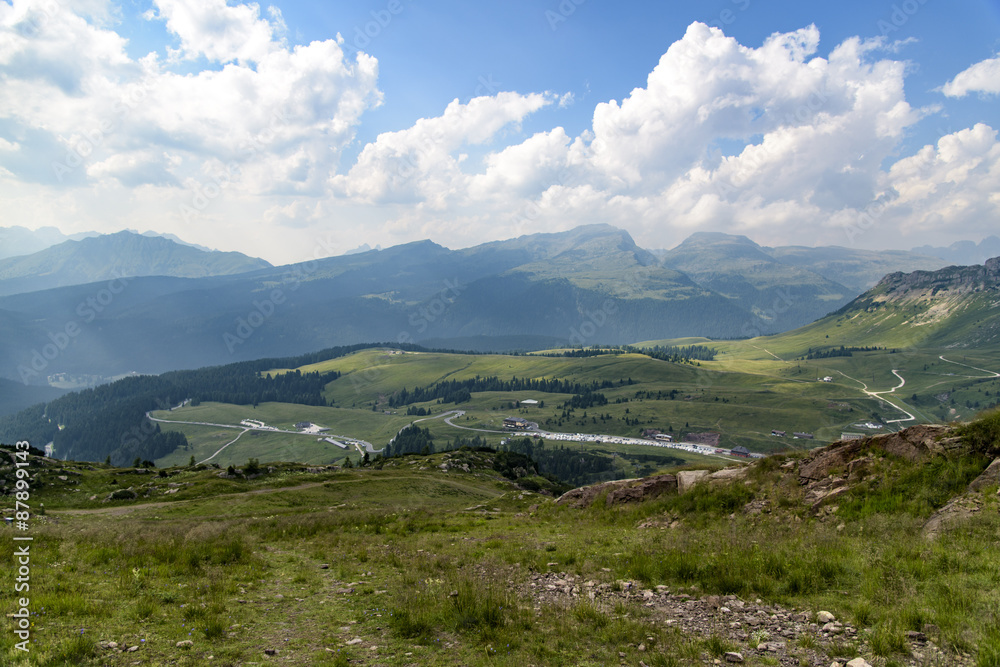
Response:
1,9,997,262
941,54,1000,97
332,92,551,205
150,0,281,64
399,23,930,249
0,0,381,199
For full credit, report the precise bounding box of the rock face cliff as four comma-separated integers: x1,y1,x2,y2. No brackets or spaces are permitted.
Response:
826,256,1000,347
873,256,1000,299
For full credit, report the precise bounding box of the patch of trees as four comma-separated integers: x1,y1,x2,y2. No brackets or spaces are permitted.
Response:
800,345,893,360
563,390,608,410
386,425,435,457
0,356,341,465
634,344,717,362
539,344,716,363
500,437,617,487
387,376,626,408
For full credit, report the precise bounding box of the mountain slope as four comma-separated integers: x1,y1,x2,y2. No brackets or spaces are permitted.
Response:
756,257,1000,354
765,244,947,292
661,232,853,331
0,231,272,296
0,225,98,260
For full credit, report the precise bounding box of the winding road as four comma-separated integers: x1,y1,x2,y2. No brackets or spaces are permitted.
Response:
836,368,917,424
146,411,380,461
837,356,1000,426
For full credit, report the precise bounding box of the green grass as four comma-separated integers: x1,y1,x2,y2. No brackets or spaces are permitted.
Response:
9,428,1000,666
147,342,1000,470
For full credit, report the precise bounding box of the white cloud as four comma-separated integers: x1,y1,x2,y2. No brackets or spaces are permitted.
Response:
332,92,551,205
150,0,282,64
0,10,997,263
941,55,1000,97
881,124,1000,235
0,0,381,196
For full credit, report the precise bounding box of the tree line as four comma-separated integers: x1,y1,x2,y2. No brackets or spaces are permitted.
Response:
387,376,628,408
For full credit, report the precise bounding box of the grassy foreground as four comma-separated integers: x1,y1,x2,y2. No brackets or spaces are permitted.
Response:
4,413,1000,667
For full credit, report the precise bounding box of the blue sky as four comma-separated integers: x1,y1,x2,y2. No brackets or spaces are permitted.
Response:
1,0,999,263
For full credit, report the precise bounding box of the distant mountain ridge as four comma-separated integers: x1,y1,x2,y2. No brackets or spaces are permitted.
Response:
0,225,98,260
766,255,1000,352
0,231,272,296
0,225,965,384
912,236,1000,267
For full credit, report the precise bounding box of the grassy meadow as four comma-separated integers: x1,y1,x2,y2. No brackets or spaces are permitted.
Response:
149,343,1000,469
4,437,1000,666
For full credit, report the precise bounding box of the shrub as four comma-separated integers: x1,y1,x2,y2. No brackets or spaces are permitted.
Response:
958,408,1000,456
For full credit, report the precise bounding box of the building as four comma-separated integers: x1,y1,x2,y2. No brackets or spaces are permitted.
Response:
731,446,751,457
771,430,786,437
822,376,834,382
654,433,674,442
793,432,814,439
841,432,864,441
294,422,311,429
503,417,529,430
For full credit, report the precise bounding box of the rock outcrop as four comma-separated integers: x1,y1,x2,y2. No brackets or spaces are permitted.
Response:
554,474,677,508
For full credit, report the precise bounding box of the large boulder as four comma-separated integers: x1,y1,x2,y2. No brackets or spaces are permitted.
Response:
968,458,1000,492
677,469,709,494
799,424,953,483
555,474,677,508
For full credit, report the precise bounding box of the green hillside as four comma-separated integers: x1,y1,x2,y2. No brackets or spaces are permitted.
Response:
5,410,1000,666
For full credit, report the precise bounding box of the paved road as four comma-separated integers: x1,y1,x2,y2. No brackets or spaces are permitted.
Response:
939,355,1000,378
147,412,381,456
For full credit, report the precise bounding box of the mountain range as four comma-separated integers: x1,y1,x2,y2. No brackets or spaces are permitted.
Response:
0,230,271,296
0,224,959,386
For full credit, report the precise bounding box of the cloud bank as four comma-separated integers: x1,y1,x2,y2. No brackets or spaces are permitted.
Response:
1,1,997,262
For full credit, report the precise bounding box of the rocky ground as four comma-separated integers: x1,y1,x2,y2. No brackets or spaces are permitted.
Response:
523,570,972,667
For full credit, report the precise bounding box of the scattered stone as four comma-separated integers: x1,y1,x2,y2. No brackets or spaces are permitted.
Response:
319,563,330,569
846,659,872,667
817,610,836,623
176,640,193,648
264,648,277,655
345,638,363,646
724,651,744,663
126,645,138,652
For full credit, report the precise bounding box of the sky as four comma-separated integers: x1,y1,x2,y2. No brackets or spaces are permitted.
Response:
1,0,999,265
